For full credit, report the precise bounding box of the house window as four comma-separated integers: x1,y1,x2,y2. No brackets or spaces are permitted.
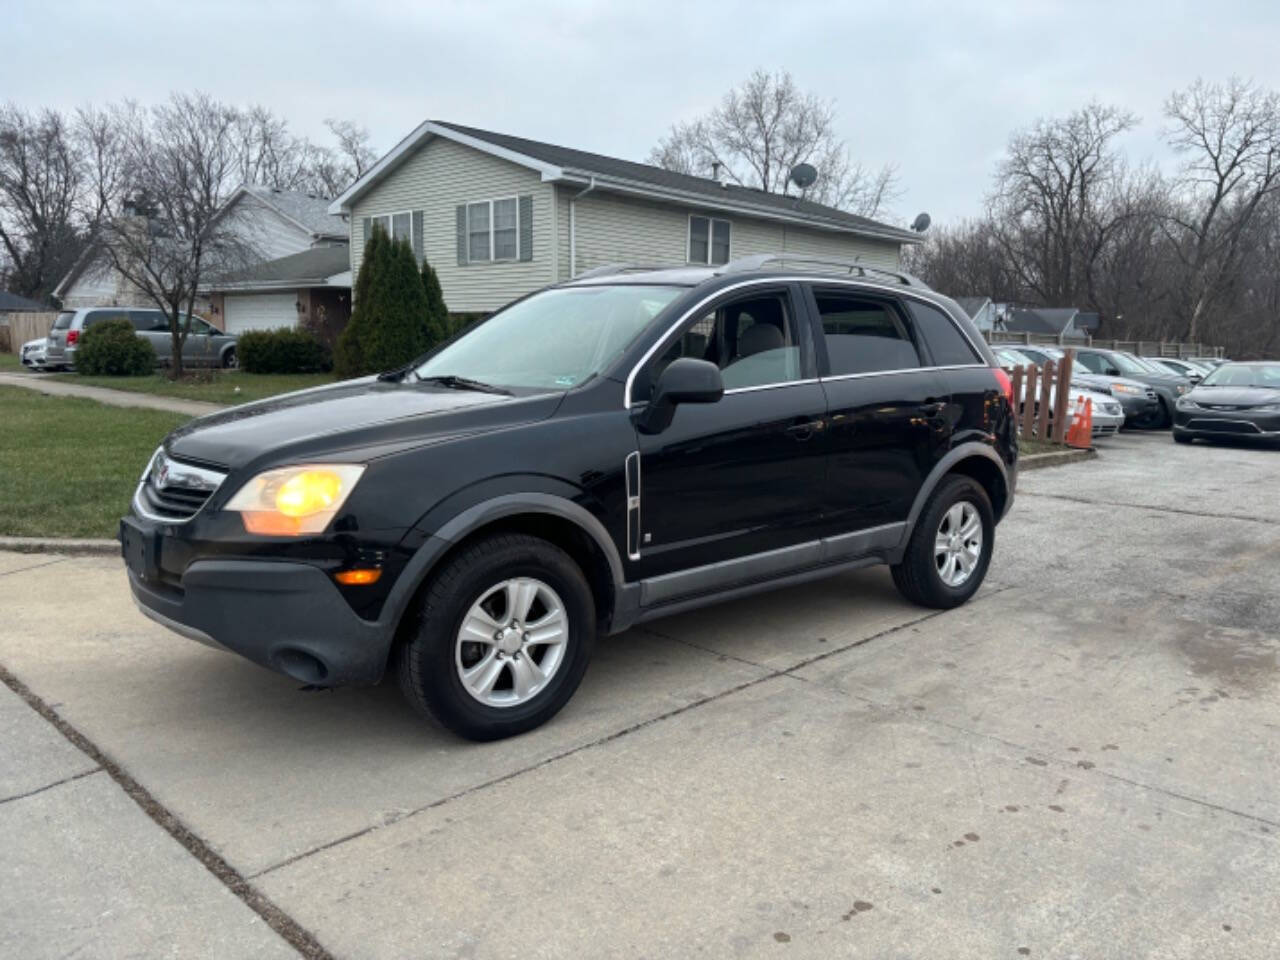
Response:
467,203,491,262
689,215,731,266
369,212,412,244
493,198,518,260
467,198,520,263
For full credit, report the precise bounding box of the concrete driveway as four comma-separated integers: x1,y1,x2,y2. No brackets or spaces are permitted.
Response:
2,432,1278,959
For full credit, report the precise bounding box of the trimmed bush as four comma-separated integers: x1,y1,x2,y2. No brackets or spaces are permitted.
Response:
237,328,332,374
420,258,449,346
75,318,156,376
335,227,434,378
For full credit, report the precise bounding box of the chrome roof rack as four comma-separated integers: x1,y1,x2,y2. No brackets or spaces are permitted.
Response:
720,253,930,289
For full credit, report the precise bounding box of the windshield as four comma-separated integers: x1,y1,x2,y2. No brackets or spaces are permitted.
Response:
413,285,683,390
1200,363,1280,388
996,348,1034,367
53,311,74,330
1110,352,1152,375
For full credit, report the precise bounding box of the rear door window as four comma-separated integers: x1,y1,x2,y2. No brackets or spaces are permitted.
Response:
130,311,168,332
907,301,980,367
811,292,921,376
83,309,128,329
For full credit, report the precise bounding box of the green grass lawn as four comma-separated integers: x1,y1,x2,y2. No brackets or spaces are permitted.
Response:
0,352,24,371
49,368,337,405
0,387,190,538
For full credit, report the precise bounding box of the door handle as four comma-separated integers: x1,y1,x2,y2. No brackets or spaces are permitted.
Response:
921,399,946,416
786,419,826,440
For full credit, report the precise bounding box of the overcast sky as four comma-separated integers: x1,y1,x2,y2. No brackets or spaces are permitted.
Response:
4,0,1278,225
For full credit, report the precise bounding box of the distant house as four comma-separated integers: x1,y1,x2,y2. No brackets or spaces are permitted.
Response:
205,246,351,336
327,120,921,314
201,186,350,332
1003,307,1099,341
954,296,997,332
54,186,349,330
0,290,48,312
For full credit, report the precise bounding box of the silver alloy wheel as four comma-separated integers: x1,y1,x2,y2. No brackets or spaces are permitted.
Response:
934,500,983,588
455,577,569,709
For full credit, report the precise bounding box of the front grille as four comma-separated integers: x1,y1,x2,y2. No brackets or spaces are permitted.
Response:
134,450,226,523
1187,419,1261,435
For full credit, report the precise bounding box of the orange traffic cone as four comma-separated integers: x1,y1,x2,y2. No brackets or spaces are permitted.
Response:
1065,396,1093,448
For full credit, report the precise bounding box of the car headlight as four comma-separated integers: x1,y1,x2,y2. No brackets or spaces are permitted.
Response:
1110,383,1142,395
224,464,365,536
1176,396,1198,410
1175,383,1187,394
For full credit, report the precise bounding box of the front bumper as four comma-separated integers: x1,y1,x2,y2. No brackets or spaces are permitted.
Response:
1173,408,1280,440
1112,392,1160,421
127,557,397,686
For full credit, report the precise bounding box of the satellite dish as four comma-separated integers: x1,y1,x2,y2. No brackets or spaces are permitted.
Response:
911,212,932,233
789,163,818,190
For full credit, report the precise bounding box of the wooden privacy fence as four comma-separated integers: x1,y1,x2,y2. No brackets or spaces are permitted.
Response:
0,312,58,353
1007,349,1076,444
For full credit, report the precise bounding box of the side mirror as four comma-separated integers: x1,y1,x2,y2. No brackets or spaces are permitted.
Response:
636,357,724,434
1106,366,1121,377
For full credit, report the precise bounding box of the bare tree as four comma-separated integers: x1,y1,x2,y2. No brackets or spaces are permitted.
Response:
96,92,255,378
1163,77,1280,341
0,104,82,299
648,70,900,217
987,102,1139,311
73,101,134,231
311,118,377,197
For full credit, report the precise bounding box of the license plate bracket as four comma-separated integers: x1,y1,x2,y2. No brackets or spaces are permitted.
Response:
119,517,160,582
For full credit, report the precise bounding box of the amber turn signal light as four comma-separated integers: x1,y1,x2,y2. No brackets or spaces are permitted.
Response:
334,568,382,586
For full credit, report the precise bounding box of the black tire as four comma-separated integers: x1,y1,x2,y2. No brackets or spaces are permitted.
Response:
891,475,994,609
1173,431,1193,444
396,533,595,741
221,347,237,369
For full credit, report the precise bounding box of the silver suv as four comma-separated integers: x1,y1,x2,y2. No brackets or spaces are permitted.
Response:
46,307,238,370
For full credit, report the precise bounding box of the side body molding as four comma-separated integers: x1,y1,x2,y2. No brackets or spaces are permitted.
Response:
902,442,1012,541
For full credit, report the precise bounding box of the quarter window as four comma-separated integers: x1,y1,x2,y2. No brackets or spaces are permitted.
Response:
813,293,921,376
907,301,979,366
689,215,731,266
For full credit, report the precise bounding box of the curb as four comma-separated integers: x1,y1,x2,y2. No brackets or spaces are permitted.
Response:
0,536,119,556
1020,447,1097,471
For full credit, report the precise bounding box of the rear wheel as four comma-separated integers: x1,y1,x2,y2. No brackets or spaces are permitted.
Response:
892,475,994,609
221,347,237,369
396,534,595,741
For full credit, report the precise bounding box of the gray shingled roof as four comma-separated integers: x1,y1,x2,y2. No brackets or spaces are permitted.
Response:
210,245,351,287
0,290,49,311
244,186,347,238
429,121,917,242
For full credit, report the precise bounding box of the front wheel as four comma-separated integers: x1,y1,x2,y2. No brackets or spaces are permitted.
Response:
396,534,595,741
892,475,994,609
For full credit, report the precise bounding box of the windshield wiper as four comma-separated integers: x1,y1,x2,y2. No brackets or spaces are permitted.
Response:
418,375,512,396
376,363,417,382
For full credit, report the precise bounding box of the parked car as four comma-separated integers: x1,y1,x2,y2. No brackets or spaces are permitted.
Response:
123,255,1019,741
1070,347,1191,427
991,347,1124,439
1148,357,1209,383
46,307,237,371
1173,361,1280,445
20,337,50,370
993,343,1160,427
1188,357,1228,369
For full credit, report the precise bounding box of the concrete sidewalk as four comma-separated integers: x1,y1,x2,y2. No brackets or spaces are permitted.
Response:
0,370,223,417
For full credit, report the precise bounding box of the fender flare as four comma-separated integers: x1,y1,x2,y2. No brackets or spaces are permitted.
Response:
903,442,1011,539
377,492,625,633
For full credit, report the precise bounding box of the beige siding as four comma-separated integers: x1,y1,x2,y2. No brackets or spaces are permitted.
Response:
61,258,151,309
350,137,555,312
564,191,902,276
223,195,314,262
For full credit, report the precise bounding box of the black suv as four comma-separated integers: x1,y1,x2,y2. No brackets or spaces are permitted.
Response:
122,255,1017,740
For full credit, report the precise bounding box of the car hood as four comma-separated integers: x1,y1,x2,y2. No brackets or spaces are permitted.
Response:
1071,372,1149,394
165,377,564,470
1187,386,1280,408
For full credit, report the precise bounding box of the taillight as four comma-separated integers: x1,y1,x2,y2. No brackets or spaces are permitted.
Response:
993,367,1013,405
66,330,79,346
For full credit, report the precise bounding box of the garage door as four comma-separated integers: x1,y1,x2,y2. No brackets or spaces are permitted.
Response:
223,293,297,334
